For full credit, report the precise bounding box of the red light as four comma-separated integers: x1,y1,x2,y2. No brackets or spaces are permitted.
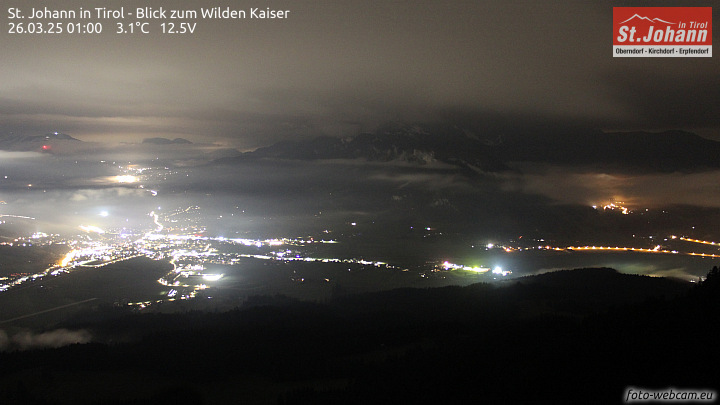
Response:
42,145,50,150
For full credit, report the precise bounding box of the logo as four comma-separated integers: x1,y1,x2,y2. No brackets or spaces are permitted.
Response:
613,7,712,57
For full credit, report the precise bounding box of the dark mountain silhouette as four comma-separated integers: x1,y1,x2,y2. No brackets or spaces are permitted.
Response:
0,132,81,151
142,137,193,145
245,122,507,171
498,129,720,172
221,123,720,173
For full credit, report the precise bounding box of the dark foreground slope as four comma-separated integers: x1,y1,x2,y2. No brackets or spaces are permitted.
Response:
0,268,717,405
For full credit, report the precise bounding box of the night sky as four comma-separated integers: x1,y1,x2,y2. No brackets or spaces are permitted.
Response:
2,0,718,148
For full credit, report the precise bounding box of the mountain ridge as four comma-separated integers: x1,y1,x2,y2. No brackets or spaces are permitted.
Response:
216,123,720,173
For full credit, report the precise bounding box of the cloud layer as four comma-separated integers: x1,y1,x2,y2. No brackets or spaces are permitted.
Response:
2,0,718,148
0,328,92,351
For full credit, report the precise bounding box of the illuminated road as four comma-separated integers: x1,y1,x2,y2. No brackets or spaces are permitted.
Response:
0,298,98,325
566,246,677,254
680,237,720,246
524,244,720,259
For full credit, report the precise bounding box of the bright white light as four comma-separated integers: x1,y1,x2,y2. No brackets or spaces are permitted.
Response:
100,211,109,217
492,266,503,275
79,225,105,234
60,250,77,267
115,175,138,183
202,274,223,281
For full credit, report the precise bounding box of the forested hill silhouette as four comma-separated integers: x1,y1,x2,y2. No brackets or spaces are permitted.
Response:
0,267,715,404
